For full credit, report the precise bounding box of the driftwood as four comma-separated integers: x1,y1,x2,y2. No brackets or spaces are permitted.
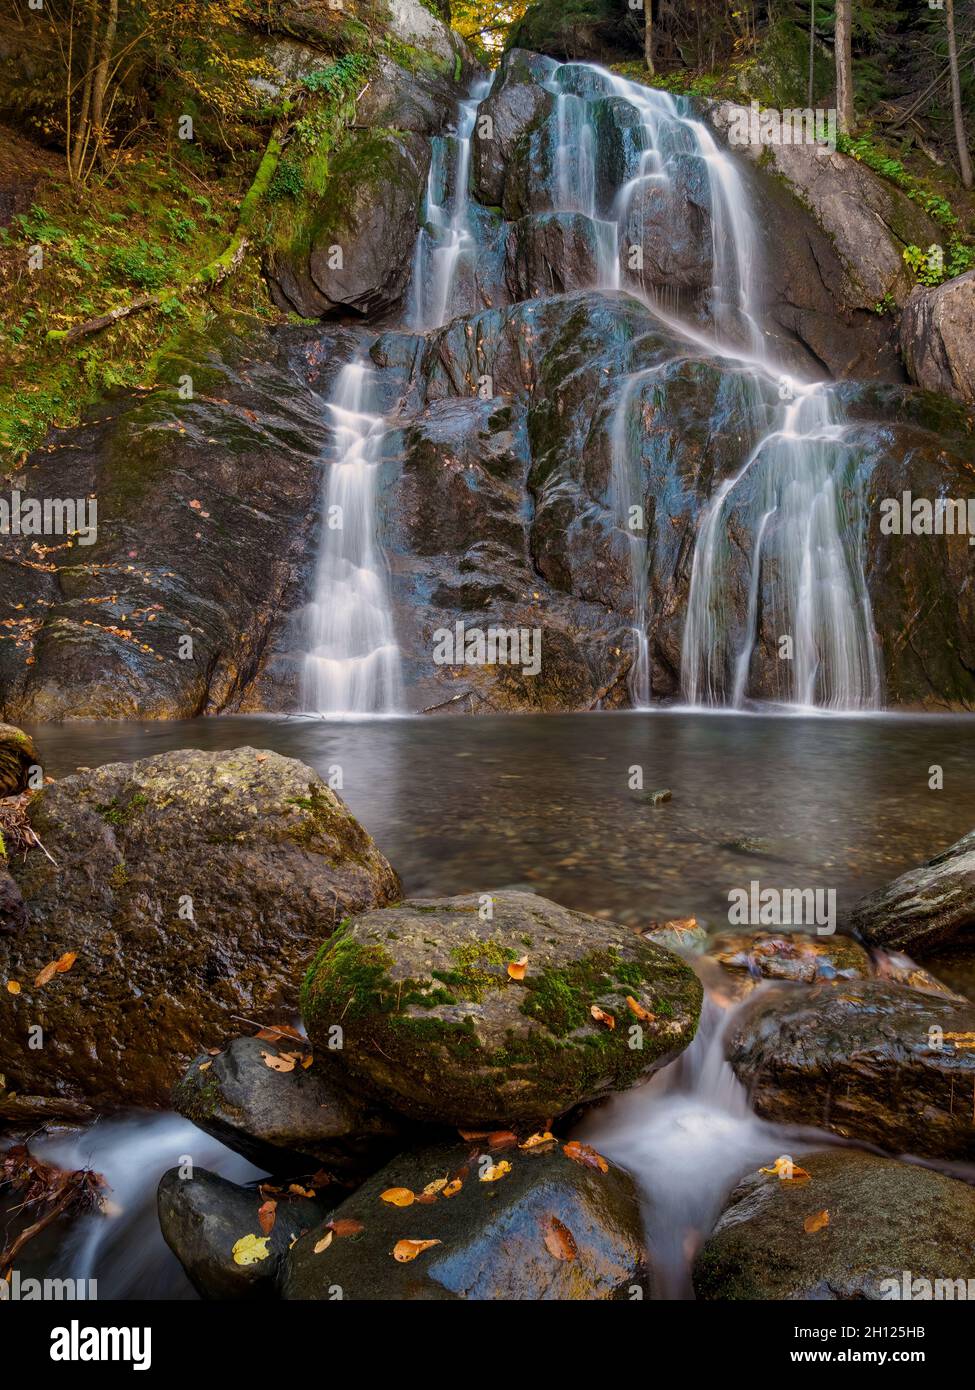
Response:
0,1145,104,1274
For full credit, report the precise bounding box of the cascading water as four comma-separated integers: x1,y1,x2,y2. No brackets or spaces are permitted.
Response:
409,76,494,331
534,63,882,711
302,359,403,715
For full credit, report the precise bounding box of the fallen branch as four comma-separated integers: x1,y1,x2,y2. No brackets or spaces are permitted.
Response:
0,1144,104,1275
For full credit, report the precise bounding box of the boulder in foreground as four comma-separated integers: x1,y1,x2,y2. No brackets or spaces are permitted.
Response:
282,1137,649,1301
0,747,399,1113
695,1148,975,1300
301,891,702,1127
847,827,975,954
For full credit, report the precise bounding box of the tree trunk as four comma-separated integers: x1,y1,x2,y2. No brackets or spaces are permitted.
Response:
807,0,816,109
90,0,119,166
69,2,99,184
946,0,973,189
644,0,655,76
834,0,854,134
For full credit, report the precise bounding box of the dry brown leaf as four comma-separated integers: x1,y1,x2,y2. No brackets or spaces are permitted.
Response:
260,1049,296,1073
520,1131,556,1149
543,1216,578,1261
380,1187,415,1208
563,1141,609,1173
254,1023,304,1044
258,1199,277,1235
626,996,654,1022
457,1129,492,1140
328,1219,364,1238
507,955,528,981
479,1160,512,1183
804,1209,830,1234
288,1184,315,1198
590,1004,616,1030
487,1130,518,1151
392,1239,441,1263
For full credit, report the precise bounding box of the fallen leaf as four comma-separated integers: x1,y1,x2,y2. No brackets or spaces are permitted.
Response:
804,1209,830,1234
487,1130,518,1151
507,955,528,981
34,960,59,988
543,1216,578,1261
232,1233,270,1265
258,1200,277,1235
254,1024,304,1044
54,952,77,974
5,981,21,995
381,1187,415,1208
328,1219,364,1238
198,1060,212,1073
520,1131,556,1149
302,1054,314,1070
422,1178,448,1197
626,996,655,1022
442,1179,463,1198
563,1141,609,1173
590,1004,616,1029
457,1129,492,1140
288,1184,315,1198
759,1156,811,1185
313,1231,333,1254
479,1160,512,1183
260,1049,296,1073
392,1239,441,1262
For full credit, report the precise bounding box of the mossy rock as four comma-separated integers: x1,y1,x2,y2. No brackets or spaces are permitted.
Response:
301,891,702,1126
0,722,38,797
694,1148,975,1300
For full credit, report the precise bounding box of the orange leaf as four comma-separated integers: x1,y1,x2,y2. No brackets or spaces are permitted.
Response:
54,952,77,974
520,1131,556,1149
626,996,654,1022
563,1141,609,1173
543,1216,578,1261
507,955,528,981
328,1219,364,1237
804,1209,830,1234
254,1024,304,1044
487,1130,518,1151
5,981,21,995
380,1187,415,1208
442,1179,463,1198
260,1049,296,1073
34,961,58,988
258,1200,277,1235
590,1005,616,1030
392,1239,441,1263
479,1160,512,1183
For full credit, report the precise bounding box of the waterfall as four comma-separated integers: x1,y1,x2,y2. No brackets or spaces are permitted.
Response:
537,64,881,711
409,76,494,331
302,360,402,716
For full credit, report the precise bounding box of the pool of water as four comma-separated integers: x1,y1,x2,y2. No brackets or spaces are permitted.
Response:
26,709,975,929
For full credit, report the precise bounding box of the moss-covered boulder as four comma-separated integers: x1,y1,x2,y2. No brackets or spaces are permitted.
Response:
728,979,975,1159
282,1137,649,1300
300,891,702,1127
694,1148,975,1300
158,1168,330,1301
172,1034,406,1178
0,747,399,1114
0,723,37,796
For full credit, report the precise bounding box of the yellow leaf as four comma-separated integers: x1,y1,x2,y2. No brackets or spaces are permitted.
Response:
759,1156,811,1184
520,1131,556,1149
507,955,528,981
480,1160,512,1183
392,1239,441,1262
804,1209,830,1234
313,1231,333,1255
380,1187,415,1207
34,960,59,988
231,1233,270,1266
442,1179,463,1198
5,981,21,995
423,1178,448,1196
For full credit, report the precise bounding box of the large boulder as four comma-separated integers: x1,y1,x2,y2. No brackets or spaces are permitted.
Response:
900,271,975,405
300,890,702,1127
470,50,556,208
621,153,713,293
694,1148,975,1300
158,1168,329,1300
0,747,399,1113
727,979,975,1159
504,212,612,299
267,128,431,321
172,1035,406,1178
282,1137,650,1300
0,723,37,795
846,826,975,954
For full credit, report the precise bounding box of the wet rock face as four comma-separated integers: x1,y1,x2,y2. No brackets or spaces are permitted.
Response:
301,890,702,1128
282,1138,650,1300
695,1148,975,1300
471,50,556,208
727,979,975,1159
0,747,400,1112
622,153,713,293
0,323,351,722
900,271,975,405
705,930,871,989
158,1168,330,1300
846,827,975,954
172,1036,406,1179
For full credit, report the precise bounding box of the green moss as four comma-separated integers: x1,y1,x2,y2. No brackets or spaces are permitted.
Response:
96,791,148,827
109,861,129,888
520,949,648,1037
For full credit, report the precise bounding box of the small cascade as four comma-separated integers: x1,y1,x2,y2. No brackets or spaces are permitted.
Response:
409,76,494,331
302,360,402,716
